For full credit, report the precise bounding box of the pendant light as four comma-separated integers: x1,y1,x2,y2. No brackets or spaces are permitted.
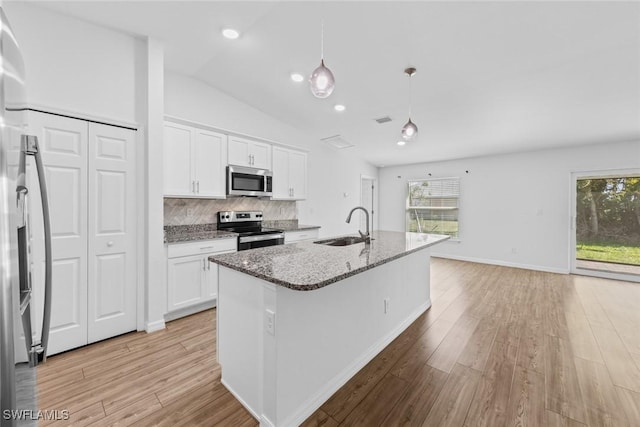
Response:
309,20,335,98
401,67,418,141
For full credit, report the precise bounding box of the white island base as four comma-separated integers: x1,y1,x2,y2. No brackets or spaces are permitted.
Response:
217,248,432,427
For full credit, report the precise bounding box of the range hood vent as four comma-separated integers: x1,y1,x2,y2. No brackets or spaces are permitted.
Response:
374,116,392,124
321,135,354,149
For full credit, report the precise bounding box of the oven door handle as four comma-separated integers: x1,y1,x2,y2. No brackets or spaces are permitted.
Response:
238,233,285,244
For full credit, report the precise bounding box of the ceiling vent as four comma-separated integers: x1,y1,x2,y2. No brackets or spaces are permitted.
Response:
321,134,354,149
374,116,392,124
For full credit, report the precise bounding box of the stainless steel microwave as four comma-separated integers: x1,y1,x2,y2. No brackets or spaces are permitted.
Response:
227,165,273,197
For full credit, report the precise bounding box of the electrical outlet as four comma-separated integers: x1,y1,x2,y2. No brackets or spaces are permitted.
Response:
186,208,195,217
511,247,517,254
265,309,275,335
384,298,390,314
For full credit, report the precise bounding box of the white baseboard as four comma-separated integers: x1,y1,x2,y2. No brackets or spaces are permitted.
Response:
431,253,569,275
259,415,276,427
145,319,166,333
164,299,217,322
282,299,432,427
221,378,261,421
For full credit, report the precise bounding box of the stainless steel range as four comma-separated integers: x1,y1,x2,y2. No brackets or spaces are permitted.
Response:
217,211,285,251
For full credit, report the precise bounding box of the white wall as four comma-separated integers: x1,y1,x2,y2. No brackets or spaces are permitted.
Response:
378,140,640,273
165,71,379,237
4,2,139,125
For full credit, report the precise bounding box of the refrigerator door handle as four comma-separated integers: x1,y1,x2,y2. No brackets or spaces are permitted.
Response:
20,135,52,366
16,138,34,366
16,147,30,314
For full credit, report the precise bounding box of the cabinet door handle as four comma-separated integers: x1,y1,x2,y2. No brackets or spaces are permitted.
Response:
196,181,200,193
192,181,196,193
207,261,211,271
202,258,206,271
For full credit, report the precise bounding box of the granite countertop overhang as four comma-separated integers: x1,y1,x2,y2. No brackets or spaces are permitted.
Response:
209,230,449,291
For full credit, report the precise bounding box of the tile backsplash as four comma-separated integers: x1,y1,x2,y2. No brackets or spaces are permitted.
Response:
164,198,297,226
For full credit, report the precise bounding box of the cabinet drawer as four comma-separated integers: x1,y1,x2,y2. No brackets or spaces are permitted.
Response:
167,238,237,258
284,229,319,244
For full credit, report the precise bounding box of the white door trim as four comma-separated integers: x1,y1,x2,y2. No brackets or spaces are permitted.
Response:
360,174,377,232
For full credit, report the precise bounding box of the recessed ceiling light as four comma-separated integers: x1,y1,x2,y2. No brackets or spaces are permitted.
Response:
397,140,406,146
290,73,304,83
222,28,240,39
334,104,346,112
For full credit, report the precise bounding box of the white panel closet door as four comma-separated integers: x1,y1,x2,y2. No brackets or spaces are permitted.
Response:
27,112,88,357
87,123,136,343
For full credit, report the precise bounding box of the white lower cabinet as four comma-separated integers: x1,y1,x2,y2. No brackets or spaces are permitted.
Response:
166,238,236,315
284,229,319,244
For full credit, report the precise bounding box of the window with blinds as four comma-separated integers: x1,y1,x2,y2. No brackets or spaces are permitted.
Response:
406,177,460,238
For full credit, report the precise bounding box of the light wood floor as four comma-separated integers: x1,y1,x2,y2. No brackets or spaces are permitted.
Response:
37,258,640,426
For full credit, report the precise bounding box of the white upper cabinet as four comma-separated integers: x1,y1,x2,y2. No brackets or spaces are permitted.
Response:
163,123,192,196
228,136,271,169
194,129,226,198
271,146,307,200
163,122,227,198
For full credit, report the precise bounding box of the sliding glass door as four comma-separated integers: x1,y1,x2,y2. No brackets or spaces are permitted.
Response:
571,170,640,279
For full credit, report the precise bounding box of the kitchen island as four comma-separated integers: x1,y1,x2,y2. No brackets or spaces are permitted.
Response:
209,230,449,427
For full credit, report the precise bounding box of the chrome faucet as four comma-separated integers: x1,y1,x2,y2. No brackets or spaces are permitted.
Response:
346,206,370,242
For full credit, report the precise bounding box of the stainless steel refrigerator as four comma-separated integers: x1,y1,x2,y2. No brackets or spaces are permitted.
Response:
0,7,52,427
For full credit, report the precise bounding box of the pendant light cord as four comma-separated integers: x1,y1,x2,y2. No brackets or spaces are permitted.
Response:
408,72,412,118
321,20,324,60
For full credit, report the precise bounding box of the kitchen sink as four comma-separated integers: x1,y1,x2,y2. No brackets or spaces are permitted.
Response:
314,236,371,246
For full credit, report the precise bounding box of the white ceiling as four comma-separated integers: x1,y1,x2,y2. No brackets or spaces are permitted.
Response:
27,1,640,166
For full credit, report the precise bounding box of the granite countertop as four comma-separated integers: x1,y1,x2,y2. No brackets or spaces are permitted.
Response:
164,220,319,243
209,230,449,291
267,224,321,232
164,224,237,244
262,220,321,232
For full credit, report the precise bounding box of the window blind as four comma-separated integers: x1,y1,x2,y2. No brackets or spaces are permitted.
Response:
406,177,460,238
